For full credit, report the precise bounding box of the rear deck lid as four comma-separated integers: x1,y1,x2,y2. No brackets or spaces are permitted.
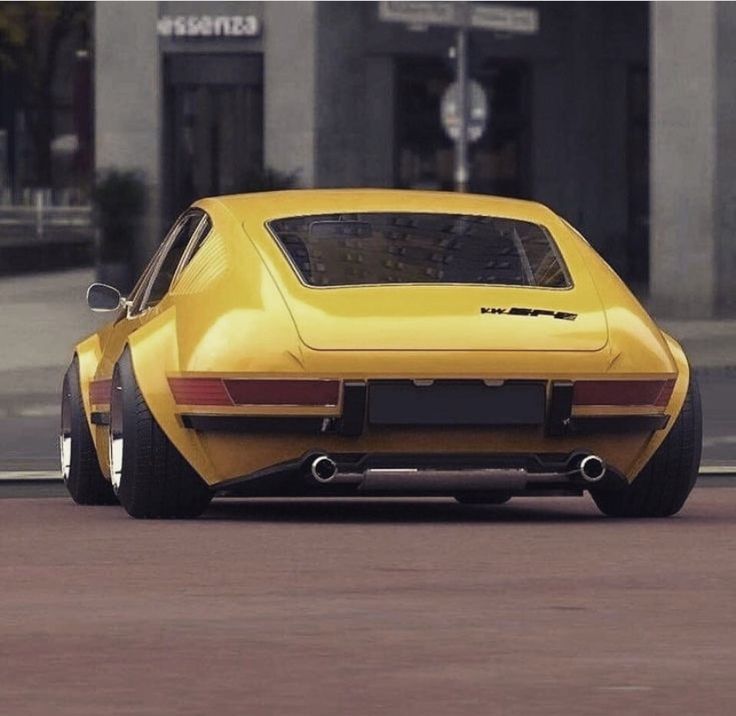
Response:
264,211,608,352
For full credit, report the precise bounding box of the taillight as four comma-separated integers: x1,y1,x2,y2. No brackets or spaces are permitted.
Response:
572,379,675,408
168,377,340,407
224,379,340,406
168,378,232,406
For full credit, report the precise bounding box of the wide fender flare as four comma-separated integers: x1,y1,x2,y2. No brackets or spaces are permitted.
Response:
126,307,219,483
626,331,691,480
74,333,105,456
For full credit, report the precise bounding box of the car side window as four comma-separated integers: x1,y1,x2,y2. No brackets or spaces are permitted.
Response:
171,215,212,286
140,211,206,310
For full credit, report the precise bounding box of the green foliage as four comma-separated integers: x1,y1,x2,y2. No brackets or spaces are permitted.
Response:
92,170,147,263
0,2,89,185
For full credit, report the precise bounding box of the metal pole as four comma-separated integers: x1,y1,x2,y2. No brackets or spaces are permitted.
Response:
454,25,469,193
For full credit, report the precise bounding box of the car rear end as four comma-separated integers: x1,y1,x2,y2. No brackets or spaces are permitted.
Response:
162,192,685,498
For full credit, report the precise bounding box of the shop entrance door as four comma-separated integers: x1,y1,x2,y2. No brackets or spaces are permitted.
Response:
163,54,263,222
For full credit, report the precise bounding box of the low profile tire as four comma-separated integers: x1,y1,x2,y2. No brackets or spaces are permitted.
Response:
591,373,702,518
61,357,117,505
454,493,512,505
111,349,212,519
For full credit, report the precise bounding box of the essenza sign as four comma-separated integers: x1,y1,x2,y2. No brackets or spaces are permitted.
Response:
157,15,260,38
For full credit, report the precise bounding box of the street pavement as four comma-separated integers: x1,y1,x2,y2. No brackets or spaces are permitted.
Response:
1,489,736,715
1,269,736,715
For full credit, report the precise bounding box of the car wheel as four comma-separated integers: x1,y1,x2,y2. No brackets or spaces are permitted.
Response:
111,348,212,519
454,492,512,505
61,357,117,505
591,373,702,518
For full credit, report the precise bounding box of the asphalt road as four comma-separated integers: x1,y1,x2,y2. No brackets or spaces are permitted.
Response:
1,372,735,473
1,489,735,715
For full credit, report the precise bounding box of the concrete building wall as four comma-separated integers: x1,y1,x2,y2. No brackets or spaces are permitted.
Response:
94,1,162,268
714,2,736,315
650,3,717,317
263,2,317,186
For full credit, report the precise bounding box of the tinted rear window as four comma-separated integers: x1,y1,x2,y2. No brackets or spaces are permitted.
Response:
268,213,570,288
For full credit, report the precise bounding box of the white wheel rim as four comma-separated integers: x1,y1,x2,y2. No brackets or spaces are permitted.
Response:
60,386,72,483
60,434,72,483
109,380,124,493
110,431,123,491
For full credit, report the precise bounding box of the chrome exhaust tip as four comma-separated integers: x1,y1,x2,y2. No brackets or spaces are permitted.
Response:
310,455,338,483
579,455,606,483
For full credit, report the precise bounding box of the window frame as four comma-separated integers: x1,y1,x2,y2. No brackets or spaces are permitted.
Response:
128,209,209,316
265,212,574,291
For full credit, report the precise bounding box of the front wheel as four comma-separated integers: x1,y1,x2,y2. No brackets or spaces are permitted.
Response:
591,373,702,518
111,349,212,519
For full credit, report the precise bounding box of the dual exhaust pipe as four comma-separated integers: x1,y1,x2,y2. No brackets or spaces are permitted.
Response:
307,453,607,485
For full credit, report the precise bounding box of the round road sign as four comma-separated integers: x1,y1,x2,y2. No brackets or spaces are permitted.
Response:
440,80,488,143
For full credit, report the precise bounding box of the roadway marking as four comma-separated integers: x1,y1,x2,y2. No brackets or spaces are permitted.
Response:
702,435,736,447
0,471,62,481
17,404,59,418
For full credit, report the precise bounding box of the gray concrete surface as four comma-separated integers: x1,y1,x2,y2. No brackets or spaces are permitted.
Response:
1,489,735,715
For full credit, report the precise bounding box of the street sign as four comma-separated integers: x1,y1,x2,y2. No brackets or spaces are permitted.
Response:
378,0,539,192
441,80,488,143
469,5,539,34
378,1,539,35
378,1,458,28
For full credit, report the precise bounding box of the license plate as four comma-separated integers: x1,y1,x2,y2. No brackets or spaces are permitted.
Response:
368,380,545,426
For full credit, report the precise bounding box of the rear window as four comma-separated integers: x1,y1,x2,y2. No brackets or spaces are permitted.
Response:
268,213,571,288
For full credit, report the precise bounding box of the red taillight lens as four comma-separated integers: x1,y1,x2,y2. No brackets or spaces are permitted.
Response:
168,378,340,407
573,379,675,407
224,379,340,406
168,378,232,406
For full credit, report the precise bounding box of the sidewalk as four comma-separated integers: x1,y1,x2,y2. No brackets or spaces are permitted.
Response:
0,269,104,405
0,269,734,404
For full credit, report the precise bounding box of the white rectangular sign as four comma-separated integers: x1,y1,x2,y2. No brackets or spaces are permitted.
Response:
378,1,458,28
470,4,539,34
378,1,539,35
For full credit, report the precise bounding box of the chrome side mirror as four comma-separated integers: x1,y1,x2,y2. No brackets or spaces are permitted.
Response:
86,283,125,312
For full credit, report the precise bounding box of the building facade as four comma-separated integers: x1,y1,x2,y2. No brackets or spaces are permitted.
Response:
94,1,735,317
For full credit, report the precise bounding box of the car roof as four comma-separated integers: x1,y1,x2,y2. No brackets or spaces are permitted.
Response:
195,188,559,225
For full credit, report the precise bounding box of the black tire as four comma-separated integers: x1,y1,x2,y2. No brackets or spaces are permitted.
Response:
112,348,212,519
591,373,702,518
454,493,512,505
61,357,117,505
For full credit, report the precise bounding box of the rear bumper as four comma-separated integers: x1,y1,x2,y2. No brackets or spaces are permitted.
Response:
218,450,629,497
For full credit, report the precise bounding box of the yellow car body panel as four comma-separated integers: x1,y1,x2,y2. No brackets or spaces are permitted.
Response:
74,189,689,489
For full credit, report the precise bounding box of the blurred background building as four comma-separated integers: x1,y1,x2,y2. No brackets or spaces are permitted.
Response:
0,1,733,317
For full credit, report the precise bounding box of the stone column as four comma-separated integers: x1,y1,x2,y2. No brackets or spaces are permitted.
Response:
263,2,318,186
94,1,162,273
650,1,736,317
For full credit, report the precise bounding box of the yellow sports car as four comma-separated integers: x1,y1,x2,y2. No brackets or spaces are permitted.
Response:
61,189,701,519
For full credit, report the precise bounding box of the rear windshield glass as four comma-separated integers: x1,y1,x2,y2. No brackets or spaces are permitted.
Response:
268,213,570,288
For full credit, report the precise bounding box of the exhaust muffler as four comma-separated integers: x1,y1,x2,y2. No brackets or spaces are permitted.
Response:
579,454,607,483
310,455,338,483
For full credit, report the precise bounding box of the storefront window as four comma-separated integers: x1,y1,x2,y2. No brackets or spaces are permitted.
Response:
164,54,263,221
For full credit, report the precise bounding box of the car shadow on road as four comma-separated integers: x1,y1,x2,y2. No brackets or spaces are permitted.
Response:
201,497,607,524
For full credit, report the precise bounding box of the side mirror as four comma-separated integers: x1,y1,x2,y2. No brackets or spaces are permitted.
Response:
86,283,124,312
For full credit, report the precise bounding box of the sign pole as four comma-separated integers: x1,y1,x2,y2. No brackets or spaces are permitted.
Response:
454,24,469,193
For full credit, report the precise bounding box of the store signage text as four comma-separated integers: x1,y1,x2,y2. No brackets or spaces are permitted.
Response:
157,15,261,38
